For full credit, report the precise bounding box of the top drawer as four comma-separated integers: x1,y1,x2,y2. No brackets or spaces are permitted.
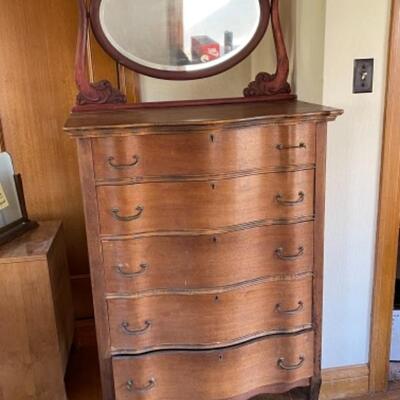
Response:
92,123,315,180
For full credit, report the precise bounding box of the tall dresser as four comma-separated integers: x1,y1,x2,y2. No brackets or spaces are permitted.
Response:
65,100,342,400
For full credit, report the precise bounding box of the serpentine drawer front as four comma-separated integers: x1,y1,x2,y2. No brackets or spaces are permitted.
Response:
97,170,314,235
107,275,312,353
65,100,342,400
112,331,314,400
92,123,316,180
102,221,314,293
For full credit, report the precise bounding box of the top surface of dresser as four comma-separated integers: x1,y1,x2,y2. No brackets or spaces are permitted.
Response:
64,100,343,135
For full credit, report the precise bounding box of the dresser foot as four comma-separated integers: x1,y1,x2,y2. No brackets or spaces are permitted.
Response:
308,378,322,400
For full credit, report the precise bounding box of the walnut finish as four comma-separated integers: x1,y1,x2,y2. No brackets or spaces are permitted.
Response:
65,100,342,400
112,332,314,400
102,221,314,293
93,123,315,180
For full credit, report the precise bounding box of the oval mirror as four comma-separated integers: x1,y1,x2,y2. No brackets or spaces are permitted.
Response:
90,0,270,80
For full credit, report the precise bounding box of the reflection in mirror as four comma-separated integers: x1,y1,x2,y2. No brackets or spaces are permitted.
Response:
0,152,22,229
99,0,262,74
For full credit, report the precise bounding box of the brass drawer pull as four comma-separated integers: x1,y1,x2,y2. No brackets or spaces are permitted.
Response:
112,205,144,222
126,378,156,393
115,263,148,278
275,246,304,261
276,143,306,150
275,301,304,315
121,320,151,336
278,355,305,370
276,191,305,206
108,155,139,169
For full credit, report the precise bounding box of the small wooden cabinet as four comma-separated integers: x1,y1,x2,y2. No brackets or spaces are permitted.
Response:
0,221,74,400
65,100,342,400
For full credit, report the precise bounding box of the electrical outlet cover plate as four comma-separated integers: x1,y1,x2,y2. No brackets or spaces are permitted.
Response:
353,58,374,94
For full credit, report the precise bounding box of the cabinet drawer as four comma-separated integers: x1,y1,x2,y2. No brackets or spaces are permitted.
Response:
112,331,314,400
92,124,315,180
108,276,312,353
102,222,314,293
97,170,314,235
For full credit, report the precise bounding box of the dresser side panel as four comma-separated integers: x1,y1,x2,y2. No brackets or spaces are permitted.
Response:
76,138,114,400
313,122,328,393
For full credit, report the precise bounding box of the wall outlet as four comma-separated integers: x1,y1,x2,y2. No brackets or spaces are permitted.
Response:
353,58,374,94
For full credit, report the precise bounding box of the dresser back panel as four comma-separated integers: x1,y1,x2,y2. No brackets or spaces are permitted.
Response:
97,170,314,235
92,123,316,180
102,221,314,293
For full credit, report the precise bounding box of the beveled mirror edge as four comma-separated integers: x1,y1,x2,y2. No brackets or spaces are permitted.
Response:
89,0,271,81
73,0,294,112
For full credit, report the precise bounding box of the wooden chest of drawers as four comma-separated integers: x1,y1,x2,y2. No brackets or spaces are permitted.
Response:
65,100,342,400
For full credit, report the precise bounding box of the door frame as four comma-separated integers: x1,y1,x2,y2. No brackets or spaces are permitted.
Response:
369,0,400,392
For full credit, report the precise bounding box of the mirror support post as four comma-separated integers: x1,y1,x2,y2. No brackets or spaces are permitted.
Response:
244,0,292,97
74,0,127,108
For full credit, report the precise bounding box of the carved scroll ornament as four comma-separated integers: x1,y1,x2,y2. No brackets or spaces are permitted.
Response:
75,0,126,107
244,0,292,97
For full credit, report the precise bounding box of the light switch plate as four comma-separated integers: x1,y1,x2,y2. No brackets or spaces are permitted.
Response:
353,58,374,94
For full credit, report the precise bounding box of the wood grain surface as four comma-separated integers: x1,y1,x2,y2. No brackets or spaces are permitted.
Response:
64,100,343,135
102,221,314,293
107,275,312,353
112,332,314,400
369,0,400,392
92,123,315,180
0,221,73,400
97,170,314,235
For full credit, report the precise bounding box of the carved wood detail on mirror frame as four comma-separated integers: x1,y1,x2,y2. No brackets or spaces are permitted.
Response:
74,0,294,111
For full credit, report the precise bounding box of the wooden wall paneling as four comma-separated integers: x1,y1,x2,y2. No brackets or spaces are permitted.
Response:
118,64,141,103
0,0,93,319
88,28,119,86
369,0,400,392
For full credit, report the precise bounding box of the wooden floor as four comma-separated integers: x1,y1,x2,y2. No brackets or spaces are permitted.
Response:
65,342,400,400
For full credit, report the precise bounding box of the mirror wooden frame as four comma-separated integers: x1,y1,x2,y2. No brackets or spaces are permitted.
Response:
74,0,295,110
89,0,271,81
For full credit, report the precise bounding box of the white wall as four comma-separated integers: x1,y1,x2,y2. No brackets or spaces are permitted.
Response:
295,0,391,368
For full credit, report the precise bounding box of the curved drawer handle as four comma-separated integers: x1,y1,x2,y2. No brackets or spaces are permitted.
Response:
115,263,148,278
278,355,305,370
275,246,304,261
121,320,151,336
275,301,304,315
108,155,139,169
276,143,306,151
126,378,156,393
276,191,305,206
112,205,144,222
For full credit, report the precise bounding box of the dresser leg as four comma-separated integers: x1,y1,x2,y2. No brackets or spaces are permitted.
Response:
309,378,322,400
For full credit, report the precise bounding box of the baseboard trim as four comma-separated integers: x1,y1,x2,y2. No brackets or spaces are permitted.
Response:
320,364,369,400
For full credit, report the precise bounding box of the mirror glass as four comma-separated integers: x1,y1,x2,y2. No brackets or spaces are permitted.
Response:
0,152,22,229
98,0,263,77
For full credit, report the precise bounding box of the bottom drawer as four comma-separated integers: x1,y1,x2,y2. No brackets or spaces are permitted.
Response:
112,331,314,400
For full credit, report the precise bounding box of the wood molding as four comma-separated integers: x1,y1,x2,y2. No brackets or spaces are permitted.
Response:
320,364,369,400
71,322,371,400
369,0,400,392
